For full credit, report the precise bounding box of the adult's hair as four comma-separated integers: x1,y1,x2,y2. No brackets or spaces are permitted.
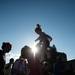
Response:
1,42,12,53
10,58,14,63
21,45,31,58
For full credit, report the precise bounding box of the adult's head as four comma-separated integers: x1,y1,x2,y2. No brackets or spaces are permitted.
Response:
20,45,31,59
1,42,12,53
9,58,14,64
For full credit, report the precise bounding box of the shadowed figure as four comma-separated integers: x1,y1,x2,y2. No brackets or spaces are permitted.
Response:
35,24,52,62
0,42,12,75
11,45,42,75
25,45,42,75
11,45,30,75
35,24,52,50
4,58,14,75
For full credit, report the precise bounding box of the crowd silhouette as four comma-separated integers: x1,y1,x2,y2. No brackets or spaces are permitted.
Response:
0,24,75,75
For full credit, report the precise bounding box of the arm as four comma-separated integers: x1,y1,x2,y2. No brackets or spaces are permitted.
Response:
46,34,52,41
35,37,40,42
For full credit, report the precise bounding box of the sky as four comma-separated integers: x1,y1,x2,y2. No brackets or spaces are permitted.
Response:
0,0,75,63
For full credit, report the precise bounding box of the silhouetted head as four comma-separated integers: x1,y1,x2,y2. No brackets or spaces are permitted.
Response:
35,24,42,34
1,42,12,53
9,58,14,64
21,45,31,58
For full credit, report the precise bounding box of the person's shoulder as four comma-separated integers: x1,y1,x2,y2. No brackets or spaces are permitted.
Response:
16,59,19,61
0,50,3,54
41,32,45,35
42,32,45,34
0,49,2,52
13,59,20,65
42,32,48,36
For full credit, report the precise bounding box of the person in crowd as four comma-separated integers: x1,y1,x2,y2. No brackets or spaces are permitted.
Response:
0,42,12,75
11,45,30,75
4,58,14,75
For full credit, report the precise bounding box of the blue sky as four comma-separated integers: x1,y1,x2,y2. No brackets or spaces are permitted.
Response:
0,0,75,63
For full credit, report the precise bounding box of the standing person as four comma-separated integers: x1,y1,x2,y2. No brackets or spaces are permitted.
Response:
28,50,42,75
4,58,14,75
11,46,30,75
0,42,12,75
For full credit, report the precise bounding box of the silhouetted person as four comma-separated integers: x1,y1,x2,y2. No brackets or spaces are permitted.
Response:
22,45,42,75
35,24,52,50
11,45,30,75
0,42,12,75
54,52,67,75
28,55,42,75
35,24,52,62
4,58,14,75
44,45,57,75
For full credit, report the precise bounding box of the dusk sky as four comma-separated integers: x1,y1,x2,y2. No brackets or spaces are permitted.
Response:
0,0,75,63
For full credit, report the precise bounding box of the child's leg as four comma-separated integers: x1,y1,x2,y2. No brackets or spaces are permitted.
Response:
41,40,50,61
